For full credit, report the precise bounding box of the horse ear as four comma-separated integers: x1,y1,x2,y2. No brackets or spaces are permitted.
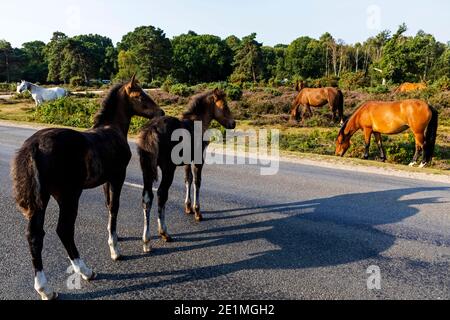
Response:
300,81,305,89
130,73,137,86
295,81,300,92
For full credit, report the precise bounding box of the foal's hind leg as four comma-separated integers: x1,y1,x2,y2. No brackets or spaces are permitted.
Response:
193,164,204,222
142,181,155,253
409,133,425,167
184,165,194,215
27,195,57,300
157,166,176,242
55,191,96,282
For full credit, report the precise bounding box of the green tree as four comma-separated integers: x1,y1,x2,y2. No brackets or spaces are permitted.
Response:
116,50,139,81
230,33,263,83
285,36,325,79
45,32,68,83
21,41,48,83
0,40,13,82
118,26,172,83
171,31,233,84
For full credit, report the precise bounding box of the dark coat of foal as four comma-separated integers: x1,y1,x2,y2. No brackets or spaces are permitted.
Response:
11,76,164,300
137,89,236,253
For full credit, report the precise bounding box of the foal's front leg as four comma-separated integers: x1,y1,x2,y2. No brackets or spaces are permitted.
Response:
105,176,125,261
193,164,204,222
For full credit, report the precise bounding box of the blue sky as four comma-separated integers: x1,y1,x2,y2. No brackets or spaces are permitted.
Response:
2,0,449,47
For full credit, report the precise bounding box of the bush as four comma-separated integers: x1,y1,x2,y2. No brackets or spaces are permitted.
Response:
149,79,163,89
161,75,177,92
367,85,390,94
0,83,16,92
70,76,85,88
433,76,450,91
225,85,243,101
339,72,370,90
169,84,193,97
34,97,99,128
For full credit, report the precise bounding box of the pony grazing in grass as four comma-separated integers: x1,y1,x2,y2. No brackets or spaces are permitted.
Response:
137,89,236,253
17,81,68,106
290,81,345,125
336,99,438,168
11,75,164,300
394,82,427,94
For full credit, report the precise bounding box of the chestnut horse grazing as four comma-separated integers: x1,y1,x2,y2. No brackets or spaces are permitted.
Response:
11,76,164,300
336,99,438,168
394,82,427,93
137,89,236,253
290,81,344,125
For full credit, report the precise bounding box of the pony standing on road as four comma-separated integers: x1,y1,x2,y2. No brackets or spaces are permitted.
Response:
336,99,438,168
137,89,236,253
290,81,345,125
11,76,164,300
17,80,68,106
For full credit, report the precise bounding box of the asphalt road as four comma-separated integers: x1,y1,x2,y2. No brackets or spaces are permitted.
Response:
0,124,449,300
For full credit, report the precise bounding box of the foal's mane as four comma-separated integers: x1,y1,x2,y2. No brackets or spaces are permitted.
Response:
339,118,350,137
93,83,124,128
183,89,224,119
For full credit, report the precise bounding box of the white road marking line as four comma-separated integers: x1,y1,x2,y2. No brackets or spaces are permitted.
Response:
124,182,158,192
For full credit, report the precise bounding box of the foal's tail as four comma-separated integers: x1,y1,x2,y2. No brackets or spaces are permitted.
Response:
424,106,439,163
137,129,160,186
11,143,43,220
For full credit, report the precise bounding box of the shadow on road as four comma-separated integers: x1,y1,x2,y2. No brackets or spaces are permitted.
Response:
67,187,448,299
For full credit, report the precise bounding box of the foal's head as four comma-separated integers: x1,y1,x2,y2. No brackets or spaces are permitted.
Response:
210,88,236,129
184,88,236,130
335,119,351,157
123,75,165,119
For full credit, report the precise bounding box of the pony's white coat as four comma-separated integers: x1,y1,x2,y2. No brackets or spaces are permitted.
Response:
17,81,67,106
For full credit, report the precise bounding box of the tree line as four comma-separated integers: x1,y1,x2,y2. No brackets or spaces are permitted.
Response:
1,23,449,87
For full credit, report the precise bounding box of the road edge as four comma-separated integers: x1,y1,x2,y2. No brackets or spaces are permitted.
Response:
1,120,449,184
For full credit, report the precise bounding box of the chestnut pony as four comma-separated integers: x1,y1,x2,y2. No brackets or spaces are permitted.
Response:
11,76,164,300
336,99,438,168
394,82,427,94
290,81,344,125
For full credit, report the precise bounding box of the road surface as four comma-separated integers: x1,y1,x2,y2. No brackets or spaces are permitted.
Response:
0,124,449,300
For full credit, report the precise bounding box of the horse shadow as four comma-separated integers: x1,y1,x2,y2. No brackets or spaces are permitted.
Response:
67,187,448,299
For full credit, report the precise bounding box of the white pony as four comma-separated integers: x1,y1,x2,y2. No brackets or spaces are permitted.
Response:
17,81,68,106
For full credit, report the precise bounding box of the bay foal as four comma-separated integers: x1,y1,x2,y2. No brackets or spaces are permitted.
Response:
11,76,164,300
137,89,236,253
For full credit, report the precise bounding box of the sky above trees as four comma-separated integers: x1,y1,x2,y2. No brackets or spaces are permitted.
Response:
1,0,449,48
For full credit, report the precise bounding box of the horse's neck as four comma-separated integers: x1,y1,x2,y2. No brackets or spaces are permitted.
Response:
345,116,360,136
183,114,213,133
28,83,40,94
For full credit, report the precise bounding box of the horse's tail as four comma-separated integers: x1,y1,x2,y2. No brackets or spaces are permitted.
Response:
336,89,345,123
424,106,439,163
137,128,160,186
11,143,43,220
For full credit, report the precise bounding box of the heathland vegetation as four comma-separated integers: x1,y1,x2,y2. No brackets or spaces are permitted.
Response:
0,24,449,169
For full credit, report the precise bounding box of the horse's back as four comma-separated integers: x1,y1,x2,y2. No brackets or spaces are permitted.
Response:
359,100,432,134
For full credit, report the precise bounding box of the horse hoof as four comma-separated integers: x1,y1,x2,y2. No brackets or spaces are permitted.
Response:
409,162,417,167
82,272,97,282
111,253,122,261
143,243,152,253
185,205,194,215
419,162,428,168
160,234,173,243
195,214,203,222
39,291,58,301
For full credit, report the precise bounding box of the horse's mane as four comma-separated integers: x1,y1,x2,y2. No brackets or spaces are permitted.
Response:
183,89,225,119
339,119,350,137
93,83,124,128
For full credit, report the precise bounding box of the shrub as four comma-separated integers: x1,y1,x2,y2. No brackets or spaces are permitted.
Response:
225,85,243,101
339,72,370,90
433,76,450,91
367,85,390,94
34,97,99,128
70,76,85,88
169,84,193,97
